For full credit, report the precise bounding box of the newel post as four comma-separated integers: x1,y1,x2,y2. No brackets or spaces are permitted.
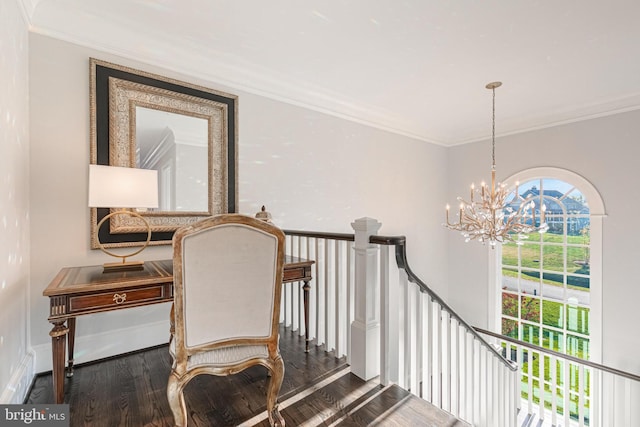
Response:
350,217,382,380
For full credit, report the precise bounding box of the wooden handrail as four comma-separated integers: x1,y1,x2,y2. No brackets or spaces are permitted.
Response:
283,229,355,241
283,229,517,371
375,235,518,371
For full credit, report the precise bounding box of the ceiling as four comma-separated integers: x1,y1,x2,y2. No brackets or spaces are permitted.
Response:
22,0,640,146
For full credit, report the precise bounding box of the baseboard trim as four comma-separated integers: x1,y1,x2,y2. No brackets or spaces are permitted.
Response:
0,350,36,404
32,319,170,374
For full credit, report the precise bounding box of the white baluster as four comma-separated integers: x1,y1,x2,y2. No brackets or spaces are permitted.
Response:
442,311,451,411
403,276,412,389
409,284,419,396
324,238,331,351
551,354,558,426
416,286,424,397
564,360,571,427
578,364,585,426
450,319,459,416
431,301,441,407
538,349,545,422
423,294,432,402
334,239,342,356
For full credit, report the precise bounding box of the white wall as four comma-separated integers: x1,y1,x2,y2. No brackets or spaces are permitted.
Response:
28,34,449,372
447,110,640,375
0,0,33,403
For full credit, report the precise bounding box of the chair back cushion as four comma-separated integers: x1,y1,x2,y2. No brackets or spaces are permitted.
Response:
175,216,283,349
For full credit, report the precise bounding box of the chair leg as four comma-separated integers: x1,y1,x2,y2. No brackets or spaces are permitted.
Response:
267,355,285,427
167,372,188,427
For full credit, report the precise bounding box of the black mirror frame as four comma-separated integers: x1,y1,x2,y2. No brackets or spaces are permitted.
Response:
89,58,237,248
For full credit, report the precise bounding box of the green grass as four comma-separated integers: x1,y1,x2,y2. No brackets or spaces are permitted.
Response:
501,231,590,290
502,234,590,272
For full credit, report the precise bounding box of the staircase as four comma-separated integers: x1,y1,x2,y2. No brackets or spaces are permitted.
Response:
282,220,640,427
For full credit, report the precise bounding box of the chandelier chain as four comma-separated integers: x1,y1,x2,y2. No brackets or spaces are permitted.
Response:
491,85,496,169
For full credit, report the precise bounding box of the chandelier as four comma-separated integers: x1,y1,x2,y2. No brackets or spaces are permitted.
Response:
444,82,548,246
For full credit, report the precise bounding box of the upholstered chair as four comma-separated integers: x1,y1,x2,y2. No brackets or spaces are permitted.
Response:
167,214,286,426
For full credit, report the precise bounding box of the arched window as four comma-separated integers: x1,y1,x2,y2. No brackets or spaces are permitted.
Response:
490,167,605,420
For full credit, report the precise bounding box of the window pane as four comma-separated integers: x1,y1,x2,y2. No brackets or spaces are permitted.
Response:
502,318,518,339
502,267,518,292
543,328,564,352
519,179,540,197
564,188,588,215
566,334,590,360
522,324,540,345
518,269,541,296
515,230,543,243
542,300,564,328
502,242,519,267
541,271,564,292
577,222,590,246
566,306,590,335
545,214,565,236
543,244,565,272
542,230,564,244
567,273,590,292
567,246,589,274
521,296,540,322
502,292,519,317
520,243,540,268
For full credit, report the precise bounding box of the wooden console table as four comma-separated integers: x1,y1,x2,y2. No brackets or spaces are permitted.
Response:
43,256,314,404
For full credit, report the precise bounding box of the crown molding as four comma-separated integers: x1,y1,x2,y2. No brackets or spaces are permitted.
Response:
452,94,640,147
28,23,448,146
28,17,640,148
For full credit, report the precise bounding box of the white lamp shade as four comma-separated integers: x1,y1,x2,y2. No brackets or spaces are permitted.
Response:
89,164,159,208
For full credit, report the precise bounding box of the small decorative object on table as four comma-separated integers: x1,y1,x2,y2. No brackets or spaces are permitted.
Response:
255,205,273,223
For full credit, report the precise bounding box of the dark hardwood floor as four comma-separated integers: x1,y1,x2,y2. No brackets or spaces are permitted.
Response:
26,326,467,426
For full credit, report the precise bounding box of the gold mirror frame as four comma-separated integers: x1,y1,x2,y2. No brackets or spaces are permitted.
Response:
90,58,238,248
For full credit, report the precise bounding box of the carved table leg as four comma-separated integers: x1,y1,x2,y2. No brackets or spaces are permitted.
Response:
50,321,69,404
303,280,310,353
66,317,76,377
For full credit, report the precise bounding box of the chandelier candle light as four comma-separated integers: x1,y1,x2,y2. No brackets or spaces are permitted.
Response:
444,82,548,246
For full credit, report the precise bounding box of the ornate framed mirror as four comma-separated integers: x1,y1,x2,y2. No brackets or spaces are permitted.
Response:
90,58,237,248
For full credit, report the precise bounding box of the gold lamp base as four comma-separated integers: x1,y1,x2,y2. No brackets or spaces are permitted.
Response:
102,260,146,272
96,210,152,273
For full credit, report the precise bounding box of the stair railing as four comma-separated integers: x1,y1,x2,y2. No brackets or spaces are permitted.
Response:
372,234,519,427
283,229,355,360
283,221,520,427
282,221,639,427
476,326,640,427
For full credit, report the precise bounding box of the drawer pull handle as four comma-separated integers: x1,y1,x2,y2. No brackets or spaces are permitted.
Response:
113,293,127,304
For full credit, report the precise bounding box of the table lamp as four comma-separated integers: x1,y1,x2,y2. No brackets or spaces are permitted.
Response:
89,164,159,272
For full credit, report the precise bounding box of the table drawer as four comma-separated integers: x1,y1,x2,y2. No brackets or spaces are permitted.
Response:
69,285,165,312
283,266,310,282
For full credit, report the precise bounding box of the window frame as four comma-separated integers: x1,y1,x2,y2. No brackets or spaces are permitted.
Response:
489,167,605,364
